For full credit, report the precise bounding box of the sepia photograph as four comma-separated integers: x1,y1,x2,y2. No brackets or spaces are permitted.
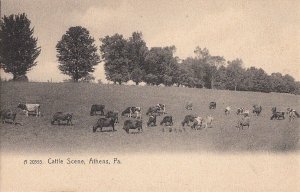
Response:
0,0,299,191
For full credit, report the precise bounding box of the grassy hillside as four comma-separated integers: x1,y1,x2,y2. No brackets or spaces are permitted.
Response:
0,82,299,154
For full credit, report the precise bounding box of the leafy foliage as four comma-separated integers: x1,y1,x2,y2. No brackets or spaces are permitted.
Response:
56,26,100,82
0,13,41,80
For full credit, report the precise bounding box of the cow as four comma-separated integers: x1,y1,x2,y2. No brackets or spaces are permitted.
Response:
287,108,299,122
156,104,166,114
191,116,203,129
105,111,119,123
237,116,250,131
160,116,173,126
253,105,262,116
209,102,216,109
90,104,105,116
51,112,73,125
202,115,214,128
242,110,250,117
122,107,141,118
182,114,196,127
93,117,117,132
17,103,40,117
147,115,157,127
185,101,193,110
0,109,17,124
146,104,166,116
236,108,244,115
123,119,143,134
270,107,285,120
225,106,231,115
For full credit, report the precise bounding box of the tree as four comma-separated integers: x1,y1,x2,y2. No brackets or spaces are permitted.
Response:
56,26,100,82
100,34,130,84
242,67,270,92
127,32,148,84
0,13,41,80
226,59,245,91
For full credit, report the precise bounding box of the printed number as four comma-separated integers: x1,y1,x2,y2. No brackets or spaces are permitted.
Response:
29,160,42,164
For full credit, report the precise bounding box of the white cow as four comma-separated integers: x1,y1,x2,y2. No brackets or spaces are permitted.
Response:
202,115,214,128
225,106,231,115
17,103,41,117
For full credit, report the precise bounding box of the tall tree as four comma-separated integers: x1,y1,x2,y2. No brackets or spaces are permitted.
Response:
0,13,41,80
226,59,245,91
127,32,148,85
56,26,100,82
100,34,130,84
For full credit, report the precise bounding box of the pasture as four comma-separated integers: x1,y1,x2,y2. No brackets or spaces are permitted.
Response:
0,82,299,154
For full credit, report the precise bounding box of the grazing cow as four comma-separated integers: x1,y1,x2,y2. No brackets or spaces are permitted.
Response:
191,116,203,129
209,102,216,109
51,112,73,125
0,109,17,124
242,110,250,117
182,114,196,127
93,117,117,132
270,107,285,120
160,116,173,126
105,111,119,123
147,115,157,127
225,106,231,115
122,107,141,118
236,108,244,115
202,115,214,128
146,106,159,116
123,119,143,134
90,104,105,116
185,101,193,110
237,116,250,131
17,103,40,117
156,104,166,114
253,105,262,116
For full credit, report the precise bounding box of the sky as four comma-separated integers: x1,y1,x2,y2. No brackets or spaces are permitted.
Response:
1,0,299,82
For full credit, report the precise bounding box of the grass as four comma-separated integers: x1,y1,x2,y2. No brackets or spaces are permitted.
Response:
0,82,299,154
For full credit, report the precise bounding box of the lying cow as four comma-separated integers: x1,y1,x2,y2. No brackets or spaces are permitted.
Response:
93,117,117,132
237,116,250,131
123,119,143,134
0,109,17,124
182,114,196,127
147,115,157,127
90,104,105,116
105,111,119,123
51,112,73,125
209,102,216,109
185,101,193,110
160,116,173,126
17,103,40,117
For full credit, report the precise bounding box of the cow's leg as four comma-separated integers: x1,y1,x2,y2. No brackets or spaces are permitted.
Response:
25,111,29,116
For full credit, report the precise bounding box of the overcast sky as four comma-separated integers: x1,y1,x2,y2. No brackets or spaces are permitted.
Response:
1,0,299,82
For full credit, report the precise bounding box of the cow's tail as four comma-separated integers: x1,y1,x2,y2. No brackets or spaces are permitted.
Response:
295,111,300,118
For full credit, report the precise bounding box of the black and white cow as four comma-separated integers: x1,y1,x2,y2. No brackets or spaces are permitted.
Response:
17,103,40,117
122,107,141,118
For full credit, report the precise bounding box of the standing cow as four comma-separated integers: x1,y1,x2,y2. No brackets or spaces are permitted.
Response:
160,116,173,126
209,102,216,109
0,109,17,124
51,112,73,125
123,119,143,134
17,103,40,117
93,117,117,132
90,104,105,116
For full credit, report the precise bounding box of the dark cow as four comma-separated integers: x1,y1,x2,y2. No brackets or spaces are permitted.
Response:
185,101,193,110
147,115,157,127
182,114,196,127
0,109,17,124
209,102,216,109
160,116,173,126
90,104,105,116
105,111,119,123
123,119,143,134
236,108,244,115
51,112,73,125
252,105,262,116
270,107,285,120
93,117,117,132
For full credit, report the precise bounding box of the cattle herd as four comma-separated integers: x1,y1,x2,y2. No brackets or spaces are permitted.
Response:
0,101,299,134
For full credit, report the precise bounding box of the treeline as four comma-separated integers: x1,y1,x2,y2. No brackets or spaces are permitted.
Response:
1,13,299,94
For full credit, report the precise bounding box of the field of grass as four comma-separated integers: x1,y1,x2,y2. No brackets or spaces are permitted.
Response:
0,82,299,154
